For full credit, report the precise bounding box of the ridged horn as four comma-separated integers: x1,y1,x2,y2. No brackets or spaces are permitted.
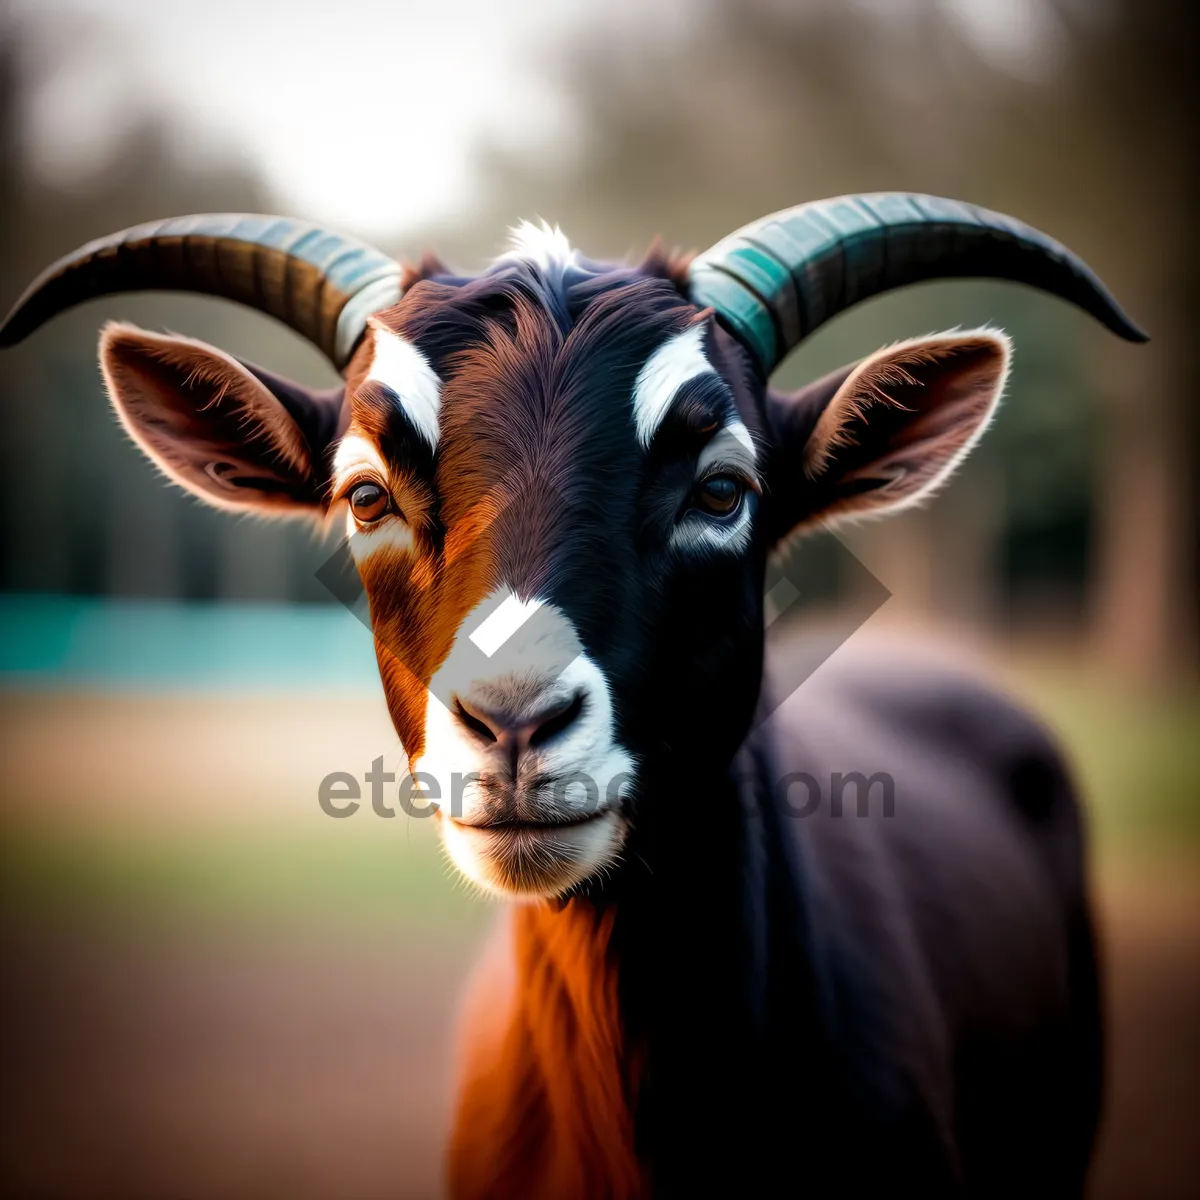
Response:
0,213,403,373
688,192,1148,375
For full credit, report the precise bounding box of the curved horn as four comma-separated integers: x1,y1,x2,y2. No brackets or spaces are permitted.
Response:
688,192,1147,375
0,213,402,373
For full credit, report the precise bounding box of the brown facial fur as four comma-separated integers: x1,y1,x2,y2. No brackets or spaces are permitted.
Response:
341,269,699,768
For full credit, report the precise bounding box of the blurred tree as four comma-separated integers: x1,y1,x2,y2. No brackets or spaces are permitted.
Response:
1022,0,1197,684
0,5,338,605
0,0,1193,682
441,0,1195,682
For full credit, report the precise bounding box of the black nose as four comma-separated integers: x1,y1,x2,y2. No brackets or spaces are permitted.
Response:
452,690,585,757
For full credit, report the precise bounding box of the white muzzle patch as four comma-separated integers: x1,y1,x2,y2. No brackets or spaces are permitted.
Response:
412,585,636,898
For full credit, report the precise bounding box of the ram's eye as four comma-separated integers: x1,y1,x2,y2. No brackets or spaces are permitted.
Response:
693,474,744,517
348,481,391,523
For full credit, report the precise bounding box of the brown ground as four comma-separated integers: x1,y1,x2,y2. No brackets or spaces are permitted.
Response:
0,691,1196,1198
0,867,1195,1200
0,924,466,1200
1090,866,1200,1200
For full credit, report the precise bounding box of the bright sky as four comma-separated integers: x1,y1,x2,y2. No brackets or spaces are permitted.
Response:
8,0,685,239
8,0,1057,241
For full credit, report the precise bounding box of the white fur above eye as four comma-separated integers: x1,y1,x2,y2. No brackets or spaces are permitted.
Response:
632,324,716,449
365,322,442,449
332,433,388,491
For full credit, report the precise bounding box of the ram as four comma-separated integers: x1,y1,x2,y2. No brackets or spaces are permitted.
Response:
1,194,1145,1197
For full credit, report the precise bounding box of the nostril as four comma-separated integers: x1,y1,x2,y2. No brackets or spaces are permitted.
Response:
453,697,499,744
451,690,585,751
527,692,585,748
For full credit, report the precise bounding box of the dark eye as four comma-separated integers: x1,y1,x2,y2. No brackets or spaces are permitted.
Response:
349,481,391,523
693,474,744,517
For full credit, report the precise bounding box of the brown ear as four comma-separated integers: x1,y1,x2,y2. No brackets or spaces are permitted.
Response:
764,330,1010,539
101,323,344,516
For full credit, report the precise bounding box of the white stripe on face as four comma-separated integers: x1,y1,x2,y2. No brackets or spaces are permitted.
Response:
345,515,416,559
331,433,388,491
631,324,715,449
365,321,442,449
331,433,415,559
632,329,759,557
669,497,754,556
670,421,760,556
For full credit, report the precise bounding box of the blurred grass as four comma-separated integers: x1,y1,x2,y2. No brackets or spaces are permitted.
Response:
1008,667,1200,863
0,823,490,936
0,669,1195,930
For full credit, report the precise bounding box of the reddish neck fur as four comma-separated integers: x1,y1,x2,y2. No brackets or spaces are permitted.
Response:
447,899,648,1200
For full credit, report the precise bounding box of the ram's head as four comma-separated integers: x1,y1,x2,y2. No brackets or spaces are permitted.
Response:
0,195,1144,897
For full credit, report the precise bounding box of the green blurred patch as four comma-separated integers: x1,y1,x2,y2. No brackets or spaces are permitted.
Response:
0,671,1194,929
1011,669,1200,862
0,822,491,936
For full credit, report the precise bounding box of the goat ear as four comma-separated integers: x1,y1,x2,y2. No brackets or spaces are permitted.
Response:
100,323,345,516
763,331,1010,540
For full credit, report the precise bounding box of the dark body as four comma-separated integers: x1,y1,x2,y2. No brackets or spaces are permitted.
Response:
617,642,1101,1198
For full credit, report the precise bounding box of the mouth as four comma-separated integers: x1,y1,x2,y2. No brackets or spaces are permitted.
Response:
439,806,627,898
449,808,607,834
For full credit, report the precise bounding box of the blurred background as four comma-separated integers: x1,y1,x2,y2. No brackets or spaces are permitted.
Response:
0,0,1195,1196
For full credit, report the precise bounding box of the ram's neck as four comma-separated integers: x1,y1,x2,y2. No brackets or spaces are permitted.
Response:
447,898,647,1200
448,757,780,1200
